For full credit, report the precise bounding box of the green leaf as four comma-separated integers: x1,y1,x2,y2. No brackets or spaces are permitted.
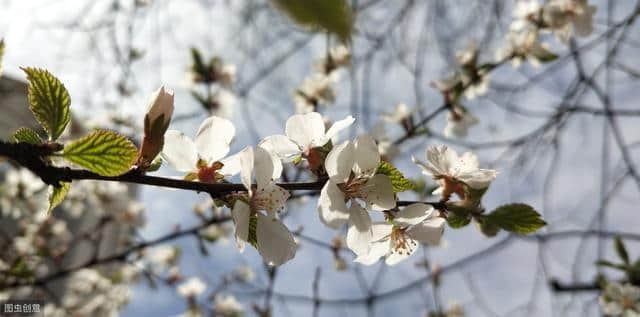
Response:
48,182,70,214
596,260,627,271
0,39,4,77
11,127,43,145
22,67,71,141
615,236,630,264
147,156,163,172
485,203,546,235
534,49,558,63
269,0,354,43
376,161,414,192
446,212,471,229
62,130,137,176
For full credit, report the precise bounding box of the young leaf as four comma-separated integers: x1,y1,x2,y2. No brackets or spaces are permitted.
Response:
485,203,546,235
0,39,5,77
446,212,471,229
596,260,627,271
614,236,630,265
146,157,163,172
11,127,43,145
269,0,354,43
22,67,71,141
62,130,137,176
376,161,414,192
48,182,71,214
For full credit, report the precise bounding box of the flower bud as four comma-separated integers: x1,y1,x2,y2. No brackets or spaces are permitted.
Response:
138,86,174,168
144,86,174,134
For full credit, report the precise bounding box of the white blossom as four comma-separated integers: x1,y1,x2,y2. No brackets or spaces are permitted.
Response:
412,145,497,200
231,146,296,266
232,266,255,283
318,135,396,256
354,204,444,265
162,116,237,182
213,294,244,316
543,0,596,41
177,277,207,298
382,103,411,124
294,74,336,113
260,112,354,162
599,282,640,316
444,106,478,138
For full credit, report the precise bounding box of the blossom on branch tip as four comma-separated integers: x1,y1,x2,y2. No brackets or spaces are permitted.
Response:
412,145,497,201
161,116,237,182
231,146,296,266
177,277,206,298
599,282,640,316
444,106,478,138
354,203,445,265
138,86,174,167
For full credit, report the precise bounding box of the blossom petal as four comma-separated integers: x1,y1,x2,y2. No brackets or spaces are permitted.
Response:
256,214,296,266
360,174,396,210
455,169,497,189
238,146,254,192
407,217,445,245
259,135,301,162
254,146,280,190
421,145,459,177
219,151,242,176
317,115,355,146
195,116,235,162
325,140,355,183
231,201,250,252
285,112,325,149
162,130,198,172
346,204,373,256
393,203,433,227
317,181,349,229
354,240,389,265
353,135,380,177
254,183,290,216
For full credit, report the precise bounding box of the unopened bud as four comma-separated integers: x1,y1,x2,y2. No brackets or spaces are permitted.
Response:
138,86,174,168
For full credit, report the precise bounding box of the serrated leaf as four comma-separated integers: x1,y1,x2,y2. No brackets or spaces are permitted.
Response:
615,236,630,264
485,203,546,235
48,182,70,214
63,130,137,176
376,161,414,192
446,212,471,228
0,39,5,77
11,127,43,145
22,67,71,141
269,0,354,43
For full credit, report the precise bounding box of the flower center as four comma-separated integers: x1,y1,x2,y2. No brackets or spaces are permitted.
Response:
621,295,637,311
390,227,416,256
439,176,466,201
338,177,369,199
197,161,224,183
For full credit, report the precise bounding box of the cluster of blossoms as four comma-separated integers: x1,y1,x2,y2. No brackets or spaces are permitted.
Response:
160,101,498,265
294,45,351,113
186,48,237,119
599,282,640,316
430,0,596,140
